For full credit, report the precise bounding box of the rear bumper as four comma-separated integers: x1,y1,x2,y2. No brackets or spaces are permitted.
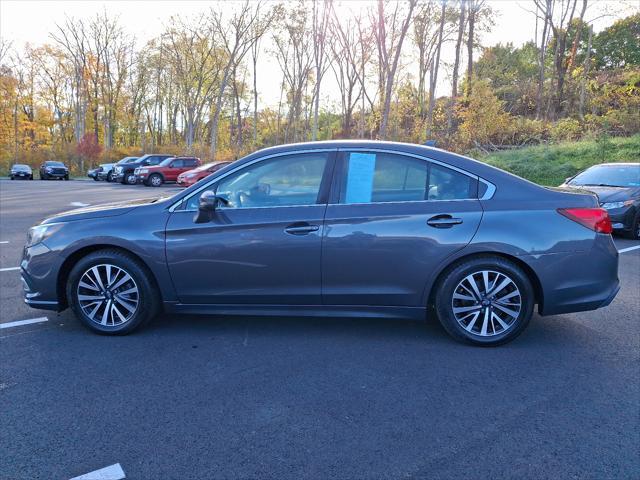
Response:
527,234,620,316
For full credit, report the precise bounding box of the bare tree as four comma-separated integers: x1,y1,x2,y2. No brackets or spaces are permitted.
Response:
447,0,466,133
426,1,447,139
311,0,332,140
209,1,270,159
373,0,417,139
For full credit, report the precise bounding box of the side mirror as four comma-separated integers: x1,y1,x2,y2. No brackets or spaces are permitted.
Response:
194,190,229,224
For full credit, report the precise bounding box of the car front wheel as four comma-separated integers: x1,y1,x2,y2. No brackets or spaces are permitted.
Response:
434,256,534,346
124,172,137,185
67,249,160,335
106,172,113,182
148,174,163,187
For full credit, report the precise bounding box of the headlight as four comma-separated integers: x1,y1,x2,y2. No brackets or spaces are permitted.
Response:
46,167,53,172
138,168,148,174
115,166,122,173
601,200,633,210
26,223,63,247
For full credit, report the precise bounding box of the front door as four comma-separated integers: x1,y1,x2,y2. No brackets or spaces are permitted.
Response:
322,150,483,306
165,151,334,305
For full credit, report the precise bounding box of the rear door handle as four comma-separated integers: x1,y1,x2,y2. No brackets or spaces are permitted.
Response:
427,215,463,228
285,223,320,235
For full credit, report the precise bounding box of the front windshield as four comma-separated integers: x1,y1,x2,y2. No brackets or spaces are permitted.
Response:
13,164,29,170
46,161,64,167
159,157,176,167
569,165,640,188
118,157,137,164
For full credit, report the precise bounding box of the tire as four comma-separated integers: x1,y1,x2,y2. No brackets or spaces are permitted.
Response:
93,177,99,181
148,173,163,187
434,256,534,347
40,174,46,180
29,175,33,180
106,172,113,182
64,175,69,181
623,212,639,240
66,249,160,335
10,176,14,180
123,172,137,185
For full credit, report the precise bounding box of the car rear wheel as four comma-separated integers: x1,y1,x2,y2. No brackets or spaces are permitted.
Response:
434,256,534,346
148,173,163,187
10,175,14,180
67,249,160,335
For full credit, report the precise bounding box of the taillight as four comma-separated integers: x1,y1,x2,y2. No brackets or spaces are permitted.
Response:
557,208,612,234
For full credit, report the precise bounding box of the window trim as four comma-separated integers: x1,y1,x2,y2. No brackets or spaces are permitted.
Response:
332,148,485,206
169,148,338,212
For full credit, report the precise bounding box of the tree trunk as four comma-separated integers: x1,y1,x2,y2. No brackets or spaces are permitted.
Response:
426,1,446,139
535,0,550,120
466,1,476,97
447,0,467,133
578,24,593,120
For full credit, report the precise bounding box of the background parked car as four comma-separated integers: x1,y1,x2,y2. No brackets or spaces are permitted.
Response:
561,162,640,239
112,154,173,184
176,161,232,187
88,163,115,181
39,161,69,180
9,164,33,180
135,156,201,186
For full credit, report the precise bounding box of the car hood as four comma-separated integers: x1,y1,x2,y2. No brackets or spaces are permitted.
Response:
42,197,164,224
563,185,639,202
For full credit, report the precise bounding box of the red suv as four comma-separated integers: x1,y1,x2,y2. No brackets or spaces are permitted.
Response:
135,157,201,187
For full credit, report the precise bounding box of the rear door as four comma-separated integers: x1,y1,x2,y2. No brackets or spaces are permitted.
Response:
321,149,483,307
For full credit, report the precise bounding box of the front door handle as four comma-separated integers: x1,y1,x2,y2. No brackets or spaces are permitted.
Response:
285,223,320,235
427,215,463,228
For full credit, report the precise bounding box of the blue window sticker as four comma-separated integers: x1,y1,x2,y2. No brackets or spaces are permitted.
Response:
345,153,376,203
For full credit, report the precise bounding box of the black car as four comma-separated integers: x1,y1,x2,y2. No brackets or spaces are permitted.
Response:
112,154,173,185
10,164,33,180
562,162,640,239
39,161,69,180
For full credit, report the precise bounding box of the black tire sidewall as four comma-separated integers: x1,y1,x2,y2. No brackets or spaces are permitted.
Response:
66,250,159,335
125,173,136,185
435,257,535,346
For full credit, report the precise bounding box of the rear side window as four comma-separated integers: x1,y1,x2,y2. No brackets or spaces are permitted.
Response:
428,163,476,200
184,159,198,167
171,159,184,168
338,152,476,204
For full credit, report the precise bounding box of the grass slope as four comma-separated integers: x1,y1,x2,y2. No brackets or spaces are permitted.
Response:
479,134,640,186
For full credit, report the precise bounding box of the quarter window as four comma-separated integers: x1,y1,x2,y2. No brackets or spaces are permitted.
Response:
200,152,328,209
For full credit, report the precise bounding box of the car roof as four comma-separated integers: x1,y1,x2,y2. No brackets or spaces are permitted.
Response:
587,162,640,167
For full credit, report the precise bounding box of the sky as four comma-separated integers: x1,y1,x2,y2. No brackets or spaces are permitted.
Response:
1,0,637,107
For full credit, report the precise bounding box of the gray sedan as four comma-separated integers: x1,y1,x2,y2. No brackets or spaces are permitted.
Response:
21,141,619,346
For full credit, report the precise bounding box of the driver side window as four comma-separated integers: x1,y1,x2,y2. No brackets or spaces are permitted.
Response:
188,152,329,210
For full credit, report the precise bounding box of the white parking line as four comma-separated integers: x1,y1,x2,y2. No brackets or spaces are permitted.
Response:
0,267,20,272
70,463,126,480
0,317,48,329
618,245,640,254
0,241,9,244
70,202,90,207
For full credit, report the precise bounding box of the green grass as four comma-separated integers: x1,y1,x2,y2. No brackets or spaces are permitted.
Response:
478,134,640,186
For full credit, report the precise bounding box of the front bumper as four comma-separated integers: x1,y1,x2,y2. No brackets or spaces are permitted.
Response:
21,243,63,311
11,172,31,178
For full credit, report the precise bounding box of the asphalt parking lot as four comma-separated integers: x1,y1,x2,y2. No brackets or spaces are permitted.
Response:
1,179,638,479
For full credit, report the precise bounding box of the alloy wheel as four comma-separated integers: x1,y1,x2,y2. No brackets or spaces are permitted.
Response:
150,175,162,187
126,174,136,185
77,264,140,326
451,270,522,337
